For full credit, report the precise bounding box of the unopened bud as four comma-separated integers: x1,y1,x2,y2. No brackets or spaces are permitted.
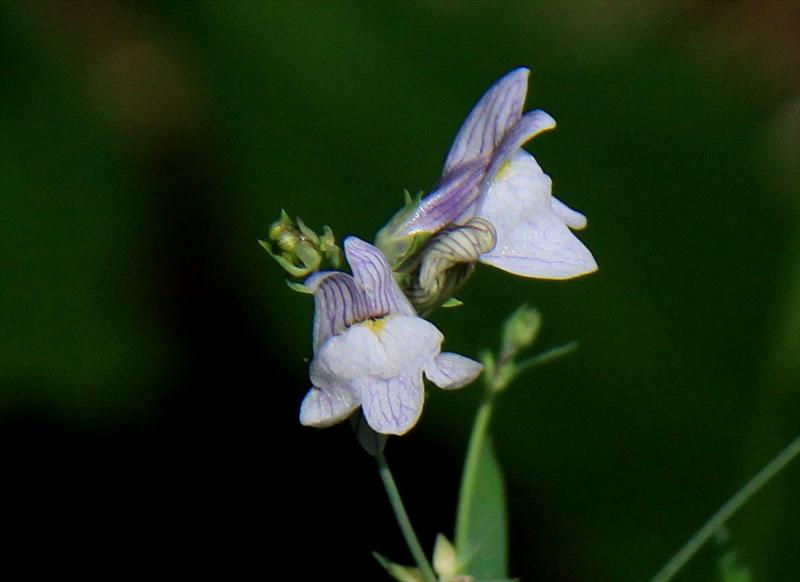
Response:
269,210,300,252
260,211,342,280
500,304,541,361
294,240,322,272
432,534,459,580
375,191,430,272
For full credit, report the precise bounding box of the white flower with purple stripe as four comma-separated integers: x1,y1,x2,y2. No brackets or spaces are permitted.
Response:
300,237,482,435
383,67,597,280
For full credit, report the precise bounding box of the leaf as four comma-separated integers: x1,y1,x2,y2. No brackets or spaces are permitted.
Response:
285,280,312,294
372,552,424,582
456,436,509,579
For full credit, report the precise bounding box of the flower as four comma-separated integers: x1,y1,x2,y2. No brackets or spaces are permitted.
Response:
299,237,483,435
377,68,597,284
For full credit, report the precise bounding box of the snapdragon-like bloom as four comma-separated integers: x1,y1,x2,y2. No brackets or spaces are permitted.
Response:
300,237,482,435
378,67,597,286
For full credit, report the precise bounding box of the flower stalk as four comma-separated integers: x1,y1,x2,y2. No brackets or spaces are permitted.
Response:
650,433,800,582
455,306,578,574
376,448,438,582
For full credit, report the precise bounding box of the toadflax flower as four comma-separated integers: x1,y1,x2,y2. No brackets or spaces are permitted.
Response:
376,68,597,308
300,237,483,435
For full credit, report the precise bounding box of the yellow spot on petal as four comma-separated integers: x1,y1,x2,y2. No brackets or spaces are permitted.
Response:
361,317,389,335
494,159,513,181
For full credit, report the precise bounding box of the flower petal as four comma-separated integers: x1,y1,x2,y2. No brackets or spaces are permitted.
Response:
484,110,556,184
478,151,598,279
424,352,483,390
550,197,587,230
377,315,444,367
299,385,360,428
418,218,496,293
396,159,487,236
359,373,425,435
399,81,555,236
305,271,368,354
312,324,394,383
344,237,416,317
303,322,395,428
443,68,529,175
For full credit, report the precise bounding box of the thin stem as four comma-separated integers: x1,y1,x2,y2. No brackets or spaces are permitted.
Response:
455,393,495,553
376,448,437,582
514,341,578,376
650,433,800,582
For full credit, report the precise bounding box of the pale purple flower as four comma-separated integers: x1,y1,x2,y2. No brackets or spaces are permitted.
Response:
299,237,483,435
389,68,597,280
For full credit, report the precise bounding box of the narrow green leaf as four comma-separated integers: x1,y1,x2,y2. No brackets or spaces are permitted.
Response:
513,341,579,378
456,436,508,579
372,552,424,582
295,216,320,245
285,280,312,294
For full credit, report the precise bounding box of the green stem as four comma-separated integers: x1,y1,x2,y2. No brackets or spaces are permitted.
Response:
650,433,800,582
455,393,496,553
453,341,575,559
376,449,437,582
514,341,578,376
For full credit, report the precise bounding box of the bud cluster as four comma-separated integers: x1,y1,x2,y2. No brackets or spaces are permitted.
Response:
259,210,342,280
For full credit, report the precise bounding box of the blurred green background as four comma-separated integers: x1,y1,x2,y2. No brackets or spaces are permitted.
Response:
2,1,799,580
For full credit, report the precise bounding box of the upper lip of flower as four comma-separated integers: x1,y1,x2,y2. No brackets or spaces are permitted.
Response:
305,236,416,355
300,237,483,435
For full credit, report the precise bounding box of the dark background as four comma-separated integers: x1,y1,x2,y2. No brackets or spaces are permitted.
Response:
2,1,799,580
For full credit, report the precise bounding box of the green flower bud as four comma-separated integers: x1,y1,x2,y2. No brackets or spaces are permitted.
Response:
500,304,541,362
295,216,321,247
269,210,301,252
260,211,342,281
375,191,431,272
293,240,322,272
432,534,459,580
319,225,343,268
